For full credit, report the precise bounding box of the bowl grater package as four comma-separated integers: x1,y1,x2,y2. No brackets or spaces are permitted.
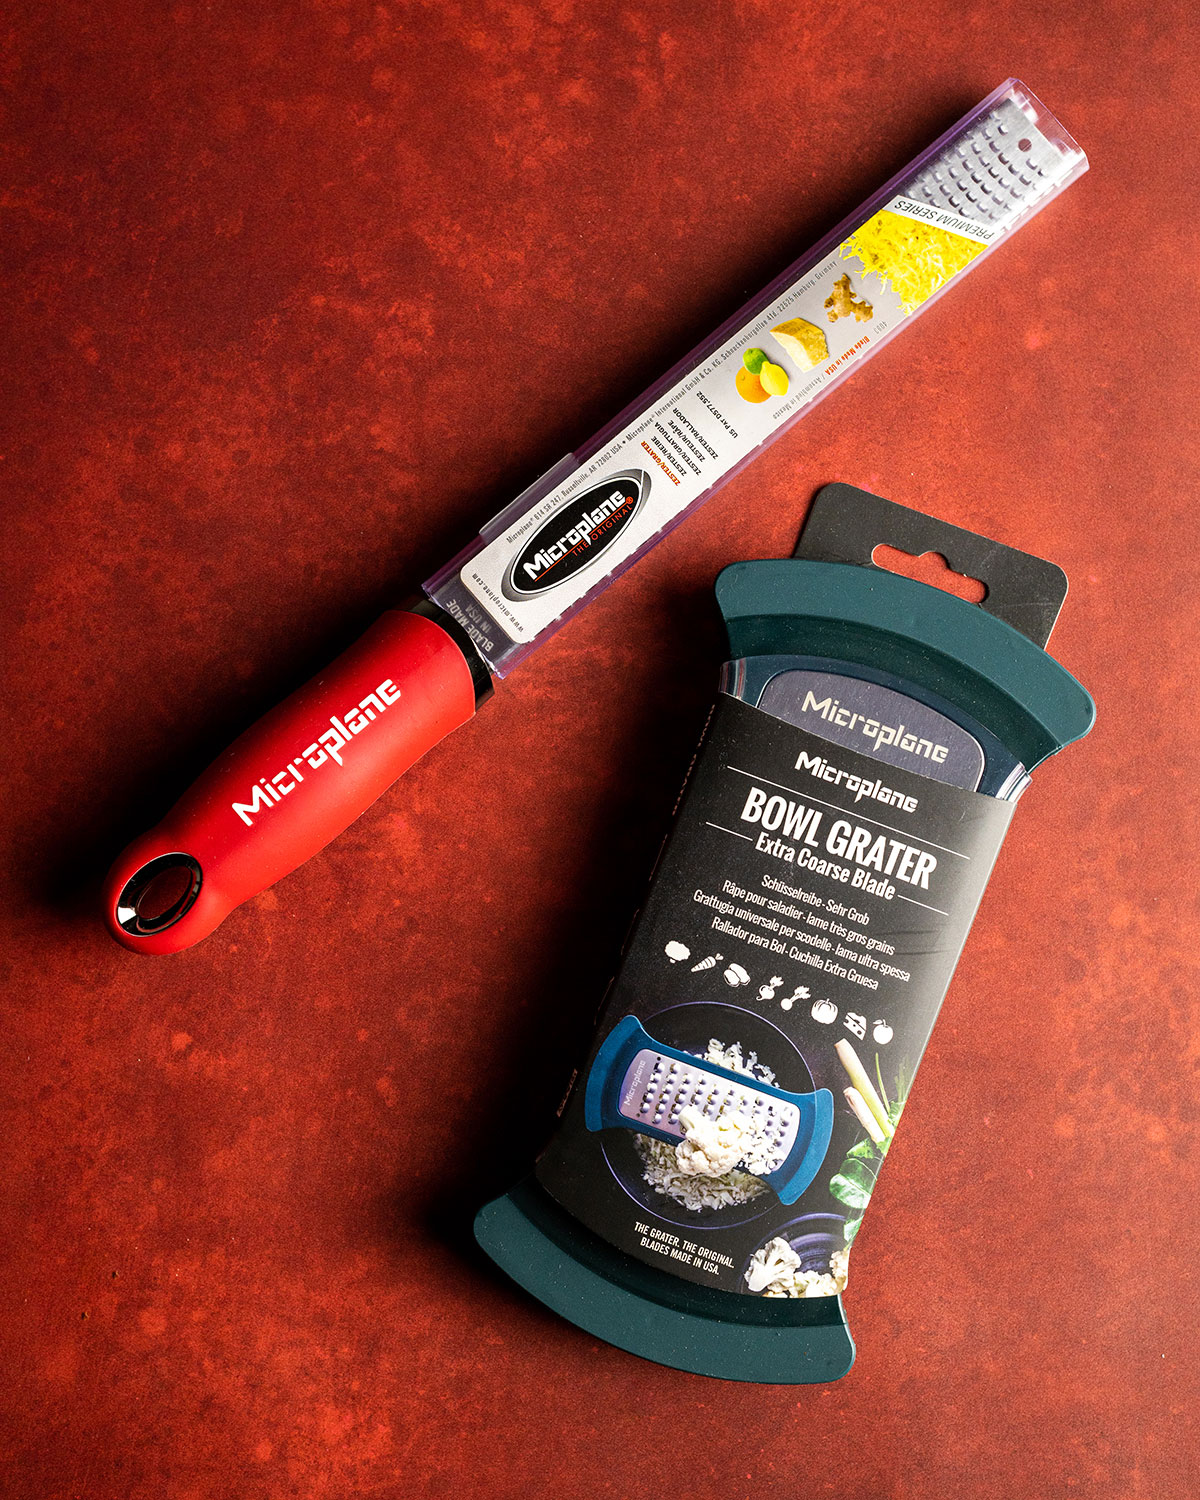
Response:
475,485,1095,1384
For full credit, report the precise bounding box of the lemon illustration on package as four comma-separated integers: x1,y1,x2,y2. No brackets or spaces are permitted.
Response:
737,345,789,402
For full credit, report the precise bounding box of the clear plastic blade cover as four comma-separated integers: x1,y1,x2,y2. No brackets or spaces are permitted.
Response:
424,80,1086,676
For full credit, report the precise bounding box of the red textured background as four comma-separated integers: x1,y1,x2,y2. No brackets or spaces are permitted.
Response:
2,2,1197,1496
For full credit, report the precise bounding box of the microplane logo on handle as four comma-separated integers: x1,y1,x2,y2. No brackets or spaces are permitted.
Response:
230,678,402,827
501,470,649,601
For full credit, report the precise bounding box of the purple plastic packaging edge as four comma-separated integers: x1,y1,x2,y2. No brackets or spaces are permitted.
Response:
423,79,1086,676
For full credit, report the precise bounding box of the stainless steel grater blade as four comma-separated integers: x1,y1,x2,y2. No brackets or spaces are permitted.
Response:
617,1046,799,1172
901,95,1079,230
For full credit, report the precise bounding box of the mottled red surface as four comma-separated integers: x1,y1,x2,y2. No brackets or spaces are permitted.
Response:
2,2,1197,1496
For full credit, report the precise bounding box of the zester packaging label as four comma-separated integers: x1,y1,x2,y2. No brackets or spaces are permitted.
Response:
452,211,919,652
429,93,1085,672
536,693,1014,1296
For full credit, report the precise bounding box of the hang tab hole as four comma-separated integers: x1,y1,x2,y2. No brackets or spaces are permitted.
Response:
870,544,987,604
1018,137,1033,152
115,854,202,935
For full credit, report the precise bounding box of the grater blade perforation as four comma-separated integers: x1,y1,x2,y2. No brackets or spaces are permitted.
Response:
618,1046,800,1172
900,97,1076,231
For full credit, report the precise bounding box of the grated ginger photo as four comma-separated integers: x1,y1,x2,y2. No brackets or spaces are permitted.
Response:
823,273,873,323
838,209,986,314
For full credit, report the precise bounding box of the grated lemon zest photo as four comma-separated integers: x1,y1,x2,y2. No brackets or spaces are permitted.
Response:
838,210,986,314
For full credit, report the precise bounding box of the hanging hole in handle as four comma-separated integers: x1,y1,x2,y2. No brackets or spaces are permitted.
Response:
115,854,203,935
870,544,988,605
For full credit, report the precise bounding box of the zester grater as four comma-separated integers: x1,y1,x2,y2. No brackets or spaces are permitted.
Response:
104,79,1086,955
584,1015,835,1205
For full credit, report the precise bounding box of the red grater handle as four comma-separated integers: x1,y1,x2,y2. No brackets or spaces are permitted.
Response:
102,607,481,954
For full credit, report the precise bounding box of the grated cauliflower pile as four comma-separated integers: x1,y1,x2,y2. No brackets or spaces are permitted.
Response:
634,1040,777,1213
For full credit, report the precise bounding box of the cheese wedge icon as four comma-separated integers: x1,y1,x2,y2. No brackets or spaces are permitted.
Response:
770,317,828,370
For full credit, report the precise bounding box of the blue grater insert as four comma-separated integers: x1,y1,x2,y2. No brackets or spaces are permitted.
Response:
584,1015,834,1206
